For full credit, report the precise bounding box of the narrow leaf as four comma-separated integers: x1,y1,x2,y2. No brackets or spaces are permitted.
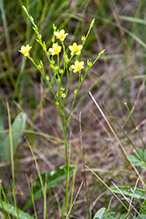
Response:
137,200,146,219
22,165,75,211
110,186,146,199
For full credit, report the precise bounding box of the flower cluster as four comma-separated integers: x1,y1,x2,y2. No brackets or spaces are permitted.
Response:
19,19,105,107
56,87,66,99
20,29,85,74
48,29,84,73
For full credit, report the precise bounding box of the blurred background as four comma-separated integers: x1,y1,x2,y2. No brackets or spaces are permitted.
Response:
1,0,146,218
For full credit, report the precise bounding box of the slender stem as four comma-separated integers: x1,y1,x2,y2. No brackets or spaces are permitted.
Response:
7,102,18,219
59,104,69,214
64,125,69,213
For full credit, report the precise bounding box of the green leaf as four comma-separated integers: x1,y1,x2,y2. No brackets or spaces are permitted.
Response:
120,216,128,219
136,149,144,159
0,201,34,219
118,16,146,25
140,215,146,219
144,150,146,161
137,199,146,219
22,165,75,211
110,186,146,199
127,155,146,168
93,207,106,219
0,112,27,162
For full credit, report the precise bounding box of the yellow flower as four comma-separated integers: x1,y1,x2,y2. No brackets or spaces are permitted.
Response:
19,44,32,56
61,93,66,98
69,43,83,56
71,60,84,73
49,43,62,55
54,29,68,41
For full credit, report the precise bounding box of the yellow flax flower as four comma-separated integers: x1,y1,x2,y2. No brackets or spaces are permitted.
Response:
69,43,83,56
54,29,68,41
61,93,66,98
49,43,62,55
71,60,84,73
19,44,32,56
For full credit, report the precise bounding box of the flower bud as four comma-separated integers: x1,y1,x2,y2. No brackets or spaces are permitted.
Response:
46,75,49,81
87,60,92,68
81,36,86,42
74,89,78,95
59,69,64,75
55,101,59,106
63,53,69,63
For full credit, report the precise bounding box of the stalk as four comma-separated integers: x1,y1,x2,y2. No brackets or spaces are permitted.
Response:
7,102,18,219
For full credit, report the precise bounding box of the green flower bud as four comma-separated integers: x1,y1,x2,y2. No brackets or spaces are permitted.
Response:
74,89,78,95
57,78,61,83
51,65,59,75
42,42,47,50
69,66,73,72
55,101,59,106
81,36,86,42
90,18,95,28
63,53,69,63
46,75,49,81
59,69,64,75
50,60,55,65
60,87,65,92
87,60,92,68
53,24,57,32
37,64,41,70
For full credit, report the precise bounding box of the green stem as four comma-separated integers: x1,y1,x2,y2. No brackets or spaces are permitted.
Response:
64,125,69,213
7,102,18,219
59,104,69,215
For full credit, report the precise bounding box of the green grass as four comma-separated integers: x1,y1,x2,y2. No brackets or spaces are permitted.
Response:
1,0,146,218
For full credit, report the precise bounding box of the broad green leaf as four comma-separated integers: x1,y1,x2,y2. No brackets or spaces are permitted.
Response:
140,215,146,219
0,112,27,162
22,165,75,211
102,216,115,219
127,155,146,168
110,186,146,199
120,216,128,219
0,201,34,219
144,150,146,161
136,149,144,160
93,207,106,219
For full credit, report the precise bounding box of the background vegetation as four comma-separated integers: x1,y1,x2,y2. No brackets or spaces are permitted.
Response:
1,0,146,218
